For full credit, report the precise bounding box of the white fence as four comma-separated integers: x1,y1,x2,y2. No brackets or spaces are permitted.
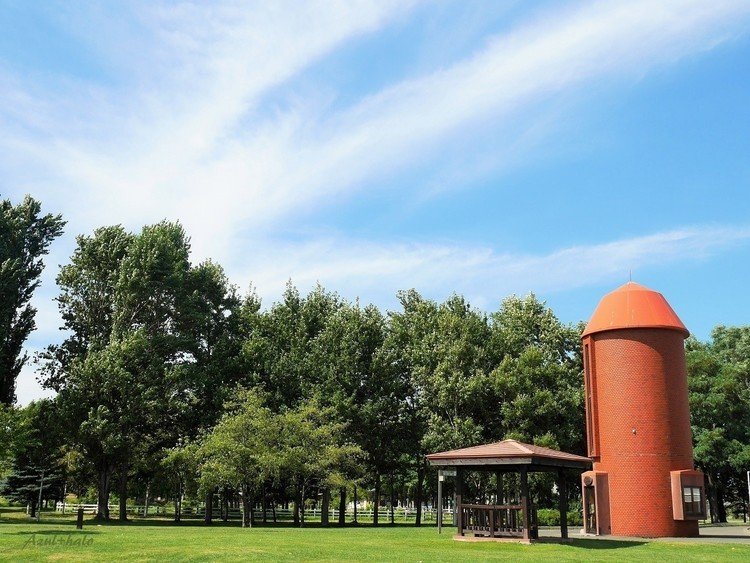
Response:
55,502,455,522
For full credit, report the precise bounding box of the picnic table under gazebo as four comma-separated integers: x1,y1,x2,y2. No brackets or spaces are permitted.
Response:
427,439,592,543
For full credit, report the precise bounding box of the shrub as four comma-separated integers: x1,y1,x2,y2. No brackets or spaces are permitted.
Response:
536,508,582,527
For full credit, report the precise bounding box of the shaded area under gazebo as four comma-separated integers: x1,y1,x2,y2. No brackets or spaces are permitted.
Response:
427,440,591,543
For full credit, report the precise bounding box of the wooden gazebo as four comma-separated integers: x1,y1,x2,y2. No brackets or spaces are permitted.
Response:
427,440,591,542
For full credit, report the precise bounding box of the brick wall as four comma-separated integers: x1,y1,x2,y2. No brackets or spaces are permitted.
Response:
585,328,698,537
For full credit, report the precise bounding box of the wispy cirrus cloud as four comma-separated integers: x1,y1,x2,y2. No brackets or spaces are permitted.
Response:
239,224,750,308
3,1,750,404
2,0,749,262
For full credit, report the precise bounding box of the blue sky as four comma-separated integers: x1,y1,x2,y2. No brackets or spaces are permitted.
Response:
2,0,750,404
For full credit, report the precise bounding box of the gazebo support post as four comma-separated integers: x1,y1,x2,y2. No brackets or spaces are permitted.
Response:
558,469,568,540
455,467,464,536
437,473,443,534
520,466,530,542
495,470,503,505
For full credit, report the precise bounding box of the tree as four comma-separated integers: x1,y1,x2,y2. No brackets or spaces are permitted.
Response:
242,283,343,410
687,328,750,522
387,290,490,524
0,195,64,404
196,390,279,528
316,301,412,526
162,442,199,523
1,400,67,516
196,390,360,528
177,260,245,433
0,404,17,471
488,294,584,453
38,225,133,391
388,292,584,518
57,332,168,520
49,221,199,520
276,401,360,527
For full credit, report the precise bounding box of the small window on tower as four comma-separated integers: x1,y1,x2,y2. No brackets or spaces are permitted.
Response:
682,486,704,517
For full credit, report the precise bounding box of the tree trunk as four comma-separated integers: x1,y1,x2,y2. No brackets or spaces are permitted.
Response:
62,482,67,515
29,498,37,518
300,484,306,527
707,473,719,523
205,489,213,525
222,486,229,522
354,484,358,524
293,486,300,526
143,482,150,517
373,472,380,526
390,475,395,525
96,464,114,520
338,487,346,526
262,486,268,523
321,488,330,526
415,461,425,527
118,465,128,521
242,484,251,528
250,494,256,526
174,480,183,523
717,485,727,523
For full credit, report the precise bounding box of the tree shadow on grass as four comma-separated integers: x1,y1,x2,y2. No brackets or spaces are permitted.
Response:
535,538,647,550
7,529,101,536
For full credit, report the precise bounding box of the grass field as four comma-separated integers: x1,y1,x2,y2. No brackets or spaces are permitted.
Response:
1,509,749,562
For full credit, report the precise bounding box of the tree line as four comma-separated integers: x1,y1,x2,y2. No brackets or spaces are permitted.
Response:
0,195,748,524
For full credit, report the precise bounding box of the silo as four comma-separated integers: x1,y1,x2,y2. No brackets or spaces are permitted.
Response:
580,282,704,537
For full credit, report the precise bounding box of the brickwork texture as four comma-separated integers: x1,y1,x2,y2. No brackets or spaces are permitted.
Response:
585,328,698,537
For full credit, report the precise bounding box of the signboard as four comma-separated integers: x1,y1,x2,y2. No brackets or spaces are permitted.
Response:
439,469,456,479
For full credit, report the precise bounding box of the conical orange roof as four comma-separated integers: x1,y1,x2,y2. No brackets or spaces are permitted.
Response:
582,281,688,338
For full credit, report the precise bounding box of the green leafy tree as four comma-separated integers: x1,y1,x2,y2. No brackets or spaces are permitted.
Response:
178,260,245,432
317,301,412,525
197,390,279,527
386,290,491,524
388,291,583,517
489,294,585,453
0,196,64,404
687,327,750,522
242,283,343,410
0,405,16,471
57,331,172,520
49,221,207,520
1,400,67,516
276,401,360,527
162,442,199,522
38,225,133,391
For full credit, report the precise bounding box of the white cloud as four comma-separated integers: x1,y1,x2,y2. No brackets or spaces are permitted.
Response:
2,0,748,263
238,225,750,309
1,0,419,257
14,353,56,407
3,1,750,403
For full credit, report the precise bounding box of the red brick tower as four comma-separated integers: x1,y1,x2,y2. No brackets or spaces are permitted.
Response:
580,282,704,538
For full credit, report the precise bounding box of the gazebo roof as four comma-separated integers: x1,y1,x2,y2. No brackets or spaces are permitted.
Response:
426,439,591,470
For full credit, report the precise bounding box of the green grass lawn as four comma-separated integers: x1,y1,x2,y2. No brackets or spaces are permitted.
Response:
0,509,748,562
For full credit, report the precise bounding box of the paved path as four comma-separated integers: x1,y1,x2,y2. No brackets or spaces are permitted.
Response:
536,524,750,544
